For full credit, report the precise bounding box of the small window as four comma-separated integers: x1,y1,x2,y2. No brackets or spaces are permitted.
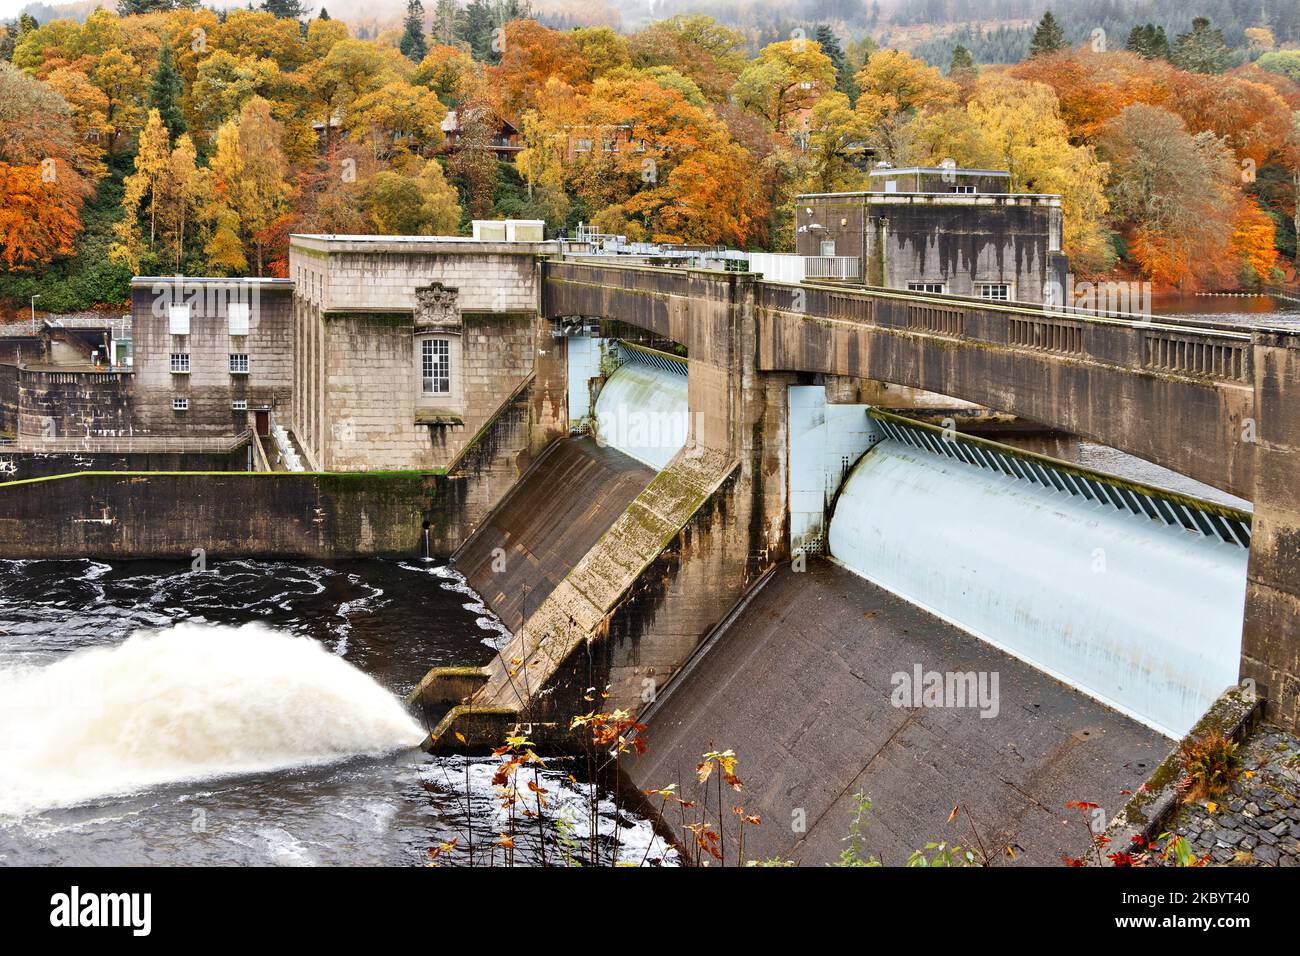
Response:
951,185,976,194
170,352,190,374
907,282,947,294
819,240,836,257
231,400,248,411
228,302,250,336
575,138,592,153
172,397,188,411
976,283,1012,301
422,338,451,395
229,353,249,374
168,304,190,335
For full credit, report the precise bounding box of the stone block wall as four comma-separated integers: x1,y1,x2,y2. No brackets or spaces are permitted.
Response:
17,369,133,441
288,236,554,471
130,280,295,436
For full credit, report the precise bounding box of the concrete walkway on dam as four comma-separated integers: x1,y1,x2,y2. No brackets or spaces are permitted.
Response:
454,436,655,629
630,561,1172,866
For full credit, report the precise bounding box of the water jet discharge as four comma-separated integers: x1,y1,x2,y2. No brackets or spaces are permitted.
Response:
0,622,423,816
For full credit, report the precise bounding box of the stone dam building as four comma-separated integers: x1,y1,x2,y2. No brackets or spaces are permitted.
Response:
2,178,1298,865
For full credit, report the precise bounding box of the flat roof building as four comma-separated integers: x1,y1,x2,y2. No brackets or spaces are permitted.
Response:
795,165,1068,305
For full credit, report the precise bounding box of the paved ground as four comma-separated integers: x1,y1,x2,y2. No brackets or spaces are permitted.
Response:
1155,726,1300,867
453,436,653,629
630,561,1171,866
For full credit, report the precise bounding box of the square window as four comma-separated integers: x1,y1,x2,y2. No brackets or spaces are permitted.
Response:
976,283,1011,301
229,353,249,374
170,352,190,374
228,302,250,336
168,304,190,335
421,338,450,395
172,397,188,411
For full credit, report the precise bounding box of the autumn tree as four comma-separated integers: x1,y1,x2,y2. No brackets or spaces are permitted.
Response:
629,15,747,103
446,100,501,219
1100,103,1238,287
490,20,583,116
514,77,577,227
573,27,631,83
208,96,290,275
112,108,172,268
906,73,1112,272
92,46,145,153
415,44,479,106
156,133,208,270
803,91,871,193
566,74,766,246
0,62,88,269
192,51,283,134
45,67,111,180
364,159,461,234
344,80,447,167
733,39,836,136
854,49,956,162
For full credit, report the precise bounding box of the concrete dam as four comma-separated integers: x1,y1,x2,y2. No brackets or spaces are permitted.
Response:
10,241,1297,866
413,334,1245,864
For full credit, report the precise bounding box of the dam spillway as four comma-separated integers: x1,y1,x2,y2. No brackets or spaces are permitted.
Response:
827,428,1250,738
455,437,655,627
592,349,690,470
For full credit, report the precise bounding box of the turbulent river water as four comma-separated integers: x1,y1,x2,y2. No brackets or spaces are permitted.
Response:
0,559,673,866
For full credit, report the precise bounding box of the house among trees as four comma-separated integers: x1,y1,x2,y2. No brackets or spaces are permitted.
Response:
440,108,522,162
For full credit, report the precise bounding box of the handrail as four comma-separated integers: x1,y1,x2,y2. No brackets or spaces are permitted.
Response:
10,430,254,454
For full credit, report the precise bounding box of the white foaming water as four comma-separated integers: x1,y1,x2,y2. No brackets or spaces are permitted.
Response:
0,621,423,817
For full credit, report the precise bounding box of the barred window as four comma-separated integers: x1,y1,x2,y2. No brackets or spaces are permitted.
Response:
170,352,190,374
421,338,450,395
229,353,249,374
172,397,188,411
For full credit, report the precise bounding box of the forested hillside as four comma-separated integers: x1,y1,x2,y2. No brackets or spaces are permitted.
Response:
0,1,1296,313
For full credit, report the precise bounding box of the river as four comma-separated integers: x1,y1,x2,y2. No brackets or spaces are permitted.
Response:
0,558,674,866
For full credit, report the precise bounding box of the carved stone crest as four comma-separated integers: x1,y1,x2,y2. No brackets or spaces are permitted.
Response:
414,282,461,331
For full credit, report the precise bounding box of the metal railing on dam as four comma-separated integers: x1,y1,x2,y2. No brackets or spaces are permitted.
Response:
869,410,1252,548
7,431,254,455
